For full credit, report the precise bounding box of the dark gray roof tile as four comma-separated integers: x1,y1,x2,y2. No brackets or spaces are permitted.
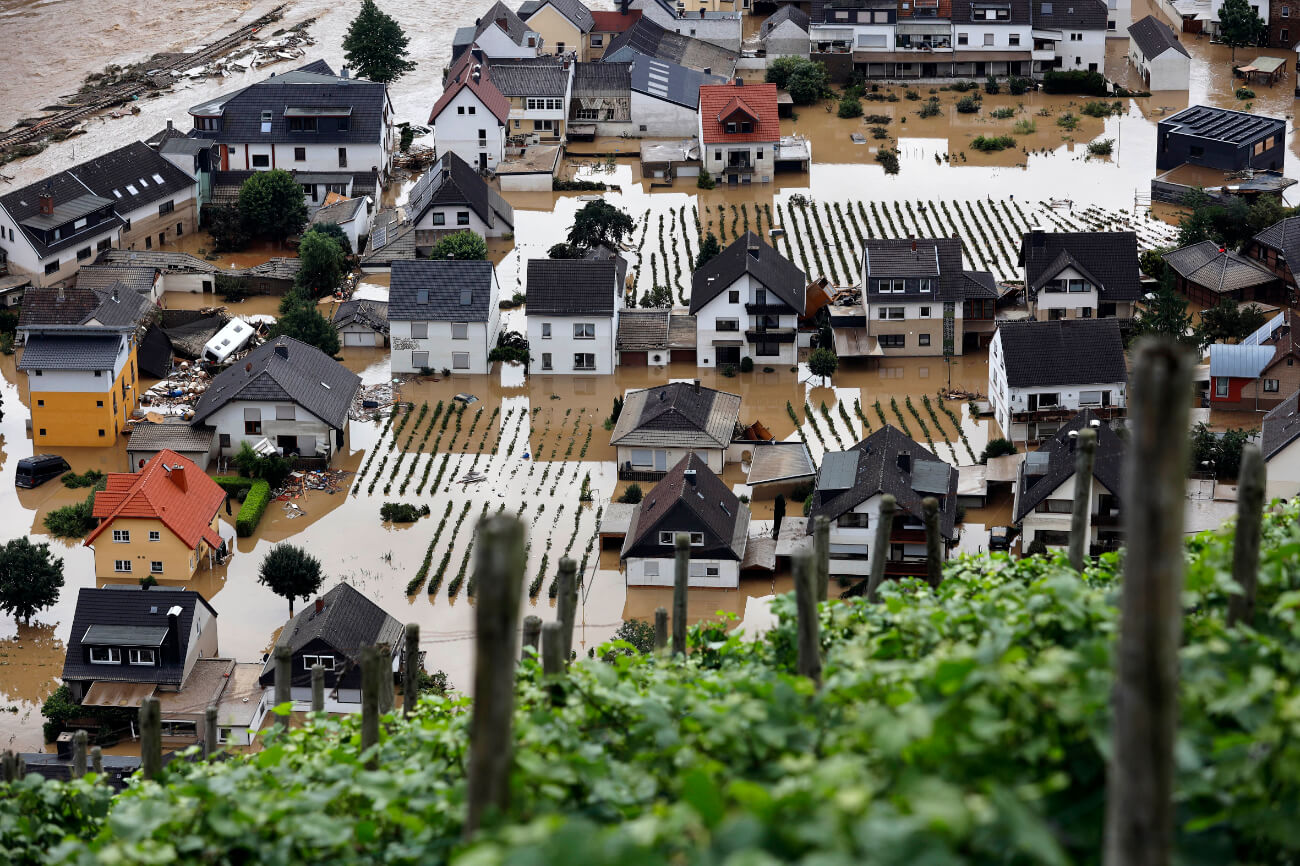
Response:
526,259,620,316
1014,410,1125,520
1128,14,1190,58
1020,231,1142,301
691,232,805,313
61,587,217,685
259,582,403,685
485,56,570,97
17,333,123,370
389,260,497,322
995,318,1128,389
1263,389,1300,461
863,237,966,302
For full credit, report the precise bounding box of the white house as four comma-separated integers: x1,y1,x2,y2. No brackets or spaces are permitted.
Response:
1263,389,1300,501
1013,411,1125,553
404,151,514,256
805,426,959,583
332,300,389,348
620,453,749,588
1020,229,1141,321
1127,15,1190,90
698,80,780,185
388,260,502,375
190,336,361,462
691,231,805,368
989,318,1129,443
309,195,372,255
1034,0,1109,74
1107,0,1132,37
451,1,544,60
526,257,625,375
951,0,1034,80
759,6,811,58
188,60,395,185
609,380,742,476
429,50,512,172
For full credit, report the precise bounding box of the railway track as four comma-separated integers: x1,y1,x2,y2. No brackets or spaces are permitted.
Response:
0,5,287,153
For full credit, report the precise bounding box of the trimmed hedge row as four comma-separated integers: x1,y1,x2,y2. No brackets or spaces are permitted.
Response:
214,476,255,497
235,480,272,537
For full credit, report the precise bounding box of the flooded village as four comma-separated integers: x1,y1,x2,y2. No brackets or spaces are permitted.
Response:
0,0,1296,763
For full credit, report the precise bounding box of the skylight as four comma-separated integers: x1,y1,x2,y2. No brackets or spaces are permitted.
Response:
138,177,149,187
151,174,165,184
126,184,138,195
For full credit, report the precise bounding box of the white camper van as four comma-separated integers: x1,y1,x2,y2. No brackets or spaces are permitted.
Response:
202,319,255,364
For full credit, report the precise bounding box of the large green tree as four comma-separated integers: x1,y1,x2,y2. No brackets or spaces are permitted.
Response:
1195,299,1268,349
258,543,325,616
808,347,839,385
1129,276,1197,350
567,200,635,252
296,230,346,296
695,231,722,269
342,0,416,83
0,538,64,623
429,230,488,261
764,57,830,105
1218,0,1267,59
238,170,308,242
272,289,342,357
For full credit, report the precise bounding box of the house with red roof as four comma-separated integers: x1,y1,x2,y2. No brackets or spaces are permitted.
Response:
697,79,780,185
85,450,228,581
587,8,642,58
429,48,512,172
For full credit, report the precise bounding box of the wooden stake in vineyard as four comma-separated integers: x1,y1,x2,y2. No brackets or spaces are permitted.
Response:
867,494,896,603
792,547,822,688
1104,339,1194,866
1227,444,1266,629
1068,427,1097,572
672,533,689,656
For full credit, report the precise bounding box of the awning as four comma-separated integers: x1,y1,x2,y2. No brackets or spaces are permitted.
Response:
951,50,1032,62
833,328,883,357
1032,28,1062,38
897,22,952,34
82,681,157,708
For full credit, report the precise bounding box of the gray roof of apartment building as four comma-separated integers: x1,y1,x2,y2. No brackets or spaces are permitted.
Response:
1032,0,1108,29
610,380,742,449
996,318,1128,389
863,237,967,302
485,57,570,97
75,265,158,296
1262,389,1300,461
1164,240,1277,294
691,231,806,314
191,336,361,429
1020,230,1142,301
806,425,959,540
1014,410,1125,521
405,151,514,229
604,16,737,73
621,453,748,561
61,586,217,685
1128,14,1190,58
389,260,497,322
260,582,403,684
526,259,620,316
625,53,726,108
761,4,809,36
518,0,595,31
573,61,632,97
17,333,123,371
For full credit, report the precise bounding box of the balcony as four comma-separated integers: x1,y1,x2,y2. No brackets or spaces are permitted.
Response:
744,303,796,315
744,327,797,343
884,559,929,578
1011,406,1125,424
1091,512,1122,528
1031,48,1056,62
890,528,926,544
722,163,755,174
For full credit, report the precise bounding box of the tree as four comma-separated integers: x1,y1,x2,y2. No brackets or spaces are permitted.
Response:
430,230,487,261
979,438,1018,464
0,538,64,623
567,200,635,252
272,289,341,357
1189,422,1255,479
295,230,346,297
238,170,307,242
773,494,786,539
548,242,582,259
808,347,838,385
611,619,655,653
1195,299,1268,349
765,57,829,105
638,285,673,308
258,543,325,616
837,95,863,118
308,221,353,255
1218,0,1267,59
618,483,643,504
207,204,250,252
695,231,722,269
1128,275,1197,350
342,0,416,83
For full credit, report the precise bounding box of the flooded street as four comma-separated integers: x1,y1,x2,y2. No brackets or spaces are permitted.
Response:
0,0,1293,749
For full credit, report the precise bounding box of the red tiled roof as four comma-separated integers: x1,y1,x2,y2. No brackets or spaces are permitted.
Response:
86,450,225,552
716,95,759,124
698,81,780,144
591,9,641,31
428,50,512,126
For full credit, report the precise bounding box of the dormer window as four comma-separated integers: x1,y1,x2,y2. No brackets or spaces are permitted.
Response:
89,647,121,664
128,648,156,666
727,122,736,133
261,110,273,133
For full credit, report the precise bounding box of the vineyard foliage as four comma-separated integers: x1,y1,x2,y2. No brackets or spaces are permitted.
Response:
7,503,1300,865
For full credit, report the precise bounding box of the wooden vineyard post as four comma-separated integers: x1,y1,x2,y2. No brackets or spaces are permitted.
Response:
71,730,87,780
360,645,383,767
378,643,395,716
91,746,102,777
521,615,542,658
653,607,668,651
203,707,218,759
465,516,527,838
140,697,162,781
1227,444,1266,629
541,621,566,676
311,664,325,713
813,515,830,601
556,557,578,662
1068,427,1097,572
1103,339,1194,866
867,494,896,603
403,624,421,718
1,751,24,782
273,645,292,727
672,533,689,656
922,496,942,589
792,547,822,688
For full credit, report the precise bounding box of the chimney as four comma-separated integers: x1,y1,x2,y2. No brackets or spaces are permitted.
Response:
693,378,700,393
170,462,187,492
245,361,253,374
38,189,54,216
1031,226,1044,247
910,235,916,252
166,605,183,662
703,67,712,76
897,453,911,473
111,287,119,302
56,285,65,303
315,597,324,614
274,343,289,360
472,47,484,64
166,117,174,132
684,468,697,486
341,65,350,79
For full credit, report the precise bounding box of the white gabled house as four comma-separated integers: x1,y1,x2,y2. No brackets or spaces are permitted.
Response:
526,257,626,376
1127,14,1190,90
389,260,502,375
428,50,512,173
404,151,515,257
451,2,544,61
609,380,742,477
1262,389,1300,501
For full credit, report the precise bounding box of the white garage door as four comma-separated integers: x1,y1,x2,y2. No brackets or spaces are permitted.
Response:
343,331,376,347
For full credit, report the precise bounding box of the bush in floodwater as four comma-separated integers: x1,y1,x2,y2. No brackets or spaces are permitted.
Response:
918,98,942,118
1056,112,1079,131
874,148,900,174
864,113,891,124
984,76,1001,94
697,169,715,190
837,95,864,118
949,80,979,92
380,502,432,523
740,356,754,373
1042,68,1108,95
1013,118,1037,135
618,483,643,504
1008,76,1033,95
1235,87,1256,100
1088,138,1115,156
43,496,97,539
904,89,920,101
990,107,1016,119
955,96,981,114
870,126,889,140
970,135,1017,152
1080,100,1123,118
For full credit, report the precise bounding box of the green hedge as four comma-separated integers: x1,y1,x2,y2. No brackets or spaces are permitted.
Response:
235,480,271,537
1042,69,1109,96
214,476,255,497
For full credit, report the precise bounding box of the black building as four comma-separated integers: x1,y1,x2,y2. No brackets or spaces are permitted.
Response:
1156,105,1286,172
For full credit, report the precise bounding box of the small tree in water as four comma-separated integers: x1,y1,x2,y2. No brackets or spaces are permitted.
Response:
258,543,325,616
430,230,487,261
808,347,839,385
342,0,416,83
272,291,342,357
568,200,635,252
295,230,346,297
0,538,63,624
238,170,307,242
1218,0,1267,59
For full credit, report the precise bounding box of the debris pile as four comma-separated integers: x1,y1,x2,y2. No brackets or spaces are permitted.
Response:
350,383,398,421
137,361,213,418
272,469,352,510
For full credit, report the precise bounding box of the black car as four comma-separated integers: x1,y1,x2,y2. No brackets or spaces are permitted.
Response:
15,454,71,489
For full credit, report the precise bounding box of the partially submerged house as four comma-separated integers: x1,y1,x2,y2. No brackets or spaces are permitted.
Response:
569,61,633,137
1207,310,1299,412
759,6,811,58
610,379,742,477
429,49,513,172
85,450,227,580
389,260,502,375
614,307,698,365
989,318,1128,442
258,582,403,713
125,418,218,473
1262,388,1300,500
627,0,744,52
1019,229,1141,321
405,151,514,254
332,299,390,348
860,236,986,357
1013,411,1125,554
620,453,750,588
518,0,596,60
75,264,163,304
1127,14,1190,90
191,336,361,462
309,195,372,256
1243,215,1300,289
587,8,643,58
1155,105,1286,173
526,257,626,375
691,231,805,367
626,53,726,137
487,55,574,146
805,425,959,583
698,79,780,185
1163,240,1286,307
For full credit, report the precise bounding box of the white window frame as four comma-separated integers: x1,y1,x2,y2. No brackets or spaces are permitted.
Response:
114,560,132,573
128,648,156,666
574,353,596,370
150,561,164,574
410,322,429,339
112,529,130,543
303,654,336,672
451,322,469,340
452,352,471,370
148,531,161,542
573,322,596,339
90,647,121,665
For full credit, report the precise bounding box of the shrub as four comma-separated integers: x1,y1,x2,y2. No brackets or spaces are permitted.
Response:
1087,138,1115,156
235,480,272,538
984,76,1000,94
232,441,295,487
740,356,754,373
1012,118,1037,135
43,496,96,538
863,113,891,124
836,95,863,118
380,502,432,522
765,57,830,104
1057,112,1079,131
1042,68,1109,95
696,170,715,190
979,437,1018,464
551,178,607,192
214,476,255,498
870,125,889,140
949,79,979,92
1235,86,1256,99
720,363,738,377
990,106,1015,119
617,483,643,504
1008,76,1032,95
1080,99,1123,117
970,134,1017,152
61,469,104,489
904,89,920,100
955,95,981,113
874,148,900,174
917,98,942,118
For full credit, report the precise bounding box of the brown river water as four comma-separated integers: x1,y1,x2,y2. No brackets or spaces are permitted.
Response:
0,0,1294,749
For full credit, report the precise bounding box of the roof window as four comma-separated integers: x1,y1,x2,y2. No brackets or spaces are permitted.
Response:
261,110,273,133
152,173,165,184
126,184,139,195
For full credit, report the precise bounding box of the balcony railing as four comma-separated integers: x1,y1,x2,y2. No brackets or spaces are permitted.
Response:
723,163,755,173
745,328,797,343
744,303,796,315
884,559,929,578
1012,406,1125,423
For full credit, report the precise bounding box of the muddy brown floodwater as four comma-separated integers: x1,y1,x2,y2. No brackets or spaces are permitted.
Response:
0,0,1293,749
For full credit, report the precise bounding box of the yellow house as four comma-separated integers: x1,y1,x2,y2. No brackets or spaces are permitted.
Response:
16,285,150,446
490,57,572,144
518,0,595,60
85,450,228,581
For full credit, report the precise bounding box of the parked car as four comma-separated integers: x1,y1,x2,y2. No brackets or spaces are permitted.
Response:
989,526,1012,552
15,454,71,488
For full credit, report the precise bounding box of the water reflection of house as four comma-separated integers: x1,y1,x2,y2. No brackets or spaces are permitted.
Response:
1012,410,1124,554
801,425,959,583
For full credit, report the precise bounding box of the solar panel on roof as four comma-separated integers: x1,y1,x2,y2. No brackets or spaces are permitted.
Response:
818,450,857,491
372,224,388,250
911,460,950,495
460,288,473,305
